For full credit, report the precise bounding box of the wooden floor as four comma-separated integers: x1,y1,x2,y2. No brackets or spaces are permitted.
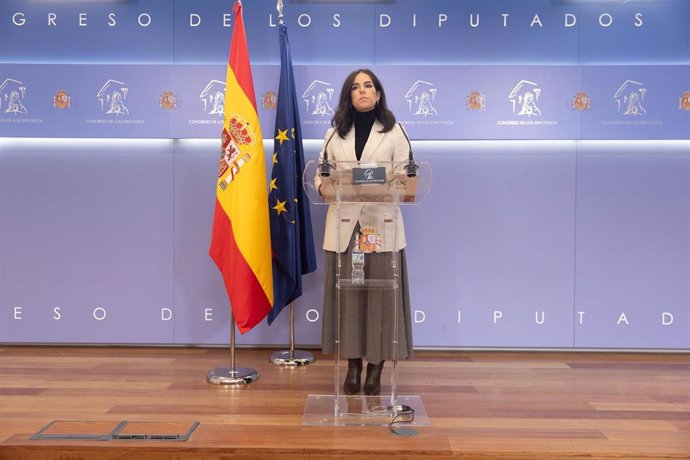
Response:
0,346,688,459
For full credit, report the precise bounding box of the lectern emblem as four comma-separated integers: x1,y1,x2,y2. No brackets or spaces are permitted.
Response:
359,227,381,253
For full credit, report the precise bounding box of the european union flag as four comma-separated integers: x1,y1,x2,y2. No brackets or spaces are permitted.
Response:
267,23,317,324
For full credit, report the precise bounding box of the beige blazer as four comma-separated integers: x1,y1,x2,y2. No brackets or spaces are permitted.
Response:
315,121,410,253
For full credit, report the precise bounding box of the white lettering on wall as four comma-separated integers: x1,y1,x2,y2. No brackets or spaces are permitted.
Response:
306,309,319,323
2,303,687,342
13,12,26,26
93,307,107,321
662,312,673,326
298,13,311,28
8,10,649,31
564,13,576,27
380,14,391,28
535,311,545,325
634,13,643,27
530,14,542,28
617,312,629,325
599,13,613,27
138,13,152,27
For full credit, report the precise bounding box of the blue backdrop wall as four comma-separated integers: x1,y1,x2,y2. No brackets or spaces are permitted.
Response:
0,0,688,349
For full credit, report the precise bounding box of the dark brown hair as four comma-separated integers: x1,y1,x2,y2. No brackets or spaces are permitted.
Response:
331,68,396,138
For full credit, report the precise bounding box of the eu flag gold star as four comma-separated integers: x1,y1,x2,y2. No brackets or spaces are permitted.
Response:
273,200,287,215
276,129,289,145
273,153,278,164
270,178,278,191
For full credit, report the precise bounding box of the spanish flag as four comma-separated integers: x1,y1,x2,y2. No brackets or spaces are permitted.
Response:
210,0,273,334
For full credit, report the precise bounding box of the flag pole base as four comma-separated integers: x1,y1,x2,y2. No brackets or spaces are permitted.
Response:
207,367,258,385
270,350,315,367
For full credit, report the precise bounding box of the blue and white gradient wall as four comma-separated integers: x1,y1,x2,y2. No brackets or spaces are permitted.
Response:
0,0,688,349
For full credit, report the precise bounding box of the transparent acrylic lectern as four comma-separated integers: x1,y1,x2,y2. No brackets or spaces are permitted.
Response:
301,159,432,427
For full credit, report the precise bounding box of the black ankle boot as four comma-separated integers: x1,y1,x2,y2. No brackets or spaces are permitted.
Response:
363,361,384,395
343,358,362,395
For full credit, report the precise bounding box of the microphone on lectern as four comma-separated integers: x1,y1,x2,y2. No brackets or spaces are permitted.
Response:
318,130,337,177
399,124,418,178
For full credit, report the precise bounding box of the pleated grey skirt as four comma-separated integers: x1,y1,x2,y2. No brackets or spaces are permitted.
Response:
321,229,414,363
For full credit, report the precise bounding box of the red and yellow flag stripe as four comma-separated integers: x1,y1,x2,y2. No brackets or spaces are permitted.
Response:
209,1,273,333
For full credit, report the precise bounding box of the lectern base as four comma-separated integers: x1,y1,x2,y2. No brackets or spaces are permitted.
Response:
206,367,258,385
302,394,429,427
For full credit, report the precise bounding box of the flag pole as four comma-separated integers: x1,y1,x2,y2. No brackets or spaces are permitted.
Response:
208,311,259,385
207,0,270,384
270,302,315,366
268,0,315,367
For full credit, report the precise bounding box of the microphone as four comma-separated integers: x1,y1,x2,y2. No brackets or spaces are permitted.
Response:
318,129,337,177
399,124,418,178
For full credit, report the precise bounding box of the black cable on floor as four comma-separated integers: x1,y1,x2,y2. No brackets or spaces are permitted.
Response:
387,405,417,436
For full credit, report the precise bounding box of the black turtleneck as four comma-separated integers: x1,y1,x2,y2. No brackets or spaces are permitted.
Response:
353,109,376,161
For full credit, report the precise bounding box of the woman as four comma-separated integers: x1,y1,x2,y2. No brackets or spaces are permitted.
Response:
316,69,414,396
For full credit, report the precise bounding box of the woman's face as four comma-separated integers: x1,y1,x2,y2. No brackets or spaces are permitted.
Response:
350,72,380,113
